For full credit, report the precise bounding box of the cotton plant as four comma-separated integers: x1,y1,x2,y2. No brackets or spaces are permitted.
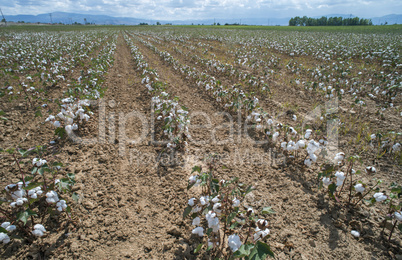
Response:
124,33,190,151
376,183,402,242
184,157,274,259
318,153,389,205
0,146,78,243
45,98,92,138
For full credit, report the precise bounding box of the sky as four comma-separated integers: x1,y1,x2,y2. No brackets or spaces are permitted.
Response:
0,0,401,20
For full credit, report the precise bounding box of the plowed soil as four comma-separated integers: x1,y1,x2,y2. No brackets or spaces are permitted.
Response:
1,32,401,259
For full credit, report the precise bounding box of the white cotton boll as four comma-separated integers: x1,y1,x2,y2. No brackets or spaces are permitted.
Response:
45,115,55,122
228,234,242,252
56,200,67,211
65,117,74,125
32,230,44,237
34,224,46,232
36,190,43,196
392,143,401,152
6,225,16,232
373,192,387,202
16,198,24,206
335,171,346,186
296,140,306,149
351,230,360,238
232,198,240,207
191,206,202,213
200,196,209,206
370,134,376,140
192,227,204,237
281,142,287,150
65,125,73,134
32,158,40,166
211,196,220,203
192,217,201,226
53,121,61,128
72,124,78,130
322,177,331,186
272,132,279,142
0,233,11,244
305,129,312,139
213,203,222,213
188,198,196,207
1,222,10,229
292,115,297,121
253,227,270,241
354,183,365,193
334,152,345,164
310,153,318,162
365,166,376,174
304,158,312,167
394,212,402,222
267,119,273,125
10,202,16,208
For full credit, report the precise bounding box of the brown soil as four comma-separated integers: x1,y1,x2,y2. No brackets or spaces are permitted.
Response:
1,32,401,259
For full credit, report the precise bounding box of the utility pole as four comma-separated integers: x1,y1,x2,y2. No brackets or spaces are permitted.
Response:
0,8,7,26
49,13,53,24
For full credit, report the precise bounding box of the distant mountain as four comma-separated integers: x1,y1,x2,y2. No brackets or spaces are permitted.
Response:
3,12,148,25
3,12,401,26
370,14,402,25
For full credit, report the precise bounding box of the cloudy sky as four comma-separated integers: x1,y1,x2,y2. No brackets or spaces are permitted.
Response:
1,0,400,20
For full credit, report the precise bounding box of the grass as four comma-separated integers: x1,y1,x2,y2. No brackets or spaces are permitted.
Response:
1,24,401,34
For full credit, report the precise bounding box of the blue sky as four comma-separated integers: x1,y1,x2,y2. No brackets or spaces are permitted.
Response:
1,0,400,19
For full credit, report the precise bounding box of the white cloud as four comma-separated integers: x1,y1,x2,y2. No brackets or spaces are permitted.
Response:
0,0,400,19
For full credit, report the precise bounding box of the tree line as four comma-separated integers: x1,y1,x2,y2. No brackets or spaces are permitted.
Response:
289,16,373,26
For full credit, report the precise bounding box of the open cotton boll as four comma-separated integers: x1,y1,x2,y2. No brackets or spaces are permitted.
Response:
232,198,240,207
305,129,313,139
192,227,204,237
56,200,67,212
296,140,306,149
53,121,61,127
213,203,222,213
365,166,376,174
46,190,59,204
370,134,376,140
354,183,365,193
228,234,242,252
373,192,387,202
351,230,360,238
304,158,312,167
1,222,10,229
334,152,345,164
6,225,16,232
395,212,402,222
32,224,46,237
253,227,270,241
192,217,201,226
322,177,331,186
272,132,279,142
188,198,196,207
393,143,401,152
0,233,10,244
335,171,346,186
199,196,209,206
65,125,73,134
